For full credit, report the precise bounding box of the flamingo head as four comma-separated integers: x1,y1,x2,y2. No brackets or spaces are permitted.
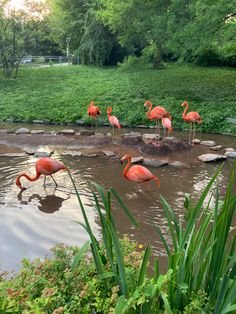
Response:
16,175,24,190
107,107,112,114
144,100,152,108
181,101,188,107
120,153,131,164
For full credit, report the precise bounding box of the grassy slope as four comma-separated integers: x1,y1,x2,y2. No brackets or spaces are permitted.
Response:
0,63,236,134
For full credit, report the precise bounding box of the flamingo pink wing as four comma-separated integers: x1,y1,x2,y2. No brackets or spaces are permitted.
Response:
127,165,154,183
109,115,121,128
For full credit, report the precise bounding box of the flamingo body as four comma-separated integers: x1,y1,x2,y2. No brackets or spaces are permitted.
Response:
144,101,171,120
162,117,172,133
120,154,160,187
16,158,67,190
182,101,202,124
107,107,121,129
181,101,202,143
87,100,101,120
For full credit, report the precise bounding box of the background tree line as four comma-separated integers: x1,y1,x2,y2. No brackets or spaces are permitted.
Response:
1,0,236,78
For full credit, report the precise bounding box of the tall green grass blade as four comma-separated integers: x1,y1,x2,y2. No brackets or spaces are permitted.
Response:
71,240,90,272
107,221,129,297
138,244,151,286
155,226,171,255
160,195,180,239
68,171,105,276
154,257,159,282
110,188,139,227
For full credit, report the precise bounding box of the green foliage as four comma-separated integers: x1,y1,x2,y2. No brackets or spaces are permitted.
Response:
157,164,236,313
0,64,235,135
0,240,143,313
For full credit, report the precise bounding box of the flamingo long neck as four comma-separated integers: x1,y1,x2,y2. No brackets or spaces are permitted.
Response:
17,172,41,185
182,103,189,118
146,102,153,119
123,158,131,179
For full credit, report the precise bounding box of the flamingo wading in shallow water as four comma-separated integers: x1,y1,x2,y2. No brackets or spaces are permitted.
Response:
16,158,68,190
181,101,202,144
162,117,173,138
144,101,171,145
120,154,160,187
87,100,101,130
107,107,121,132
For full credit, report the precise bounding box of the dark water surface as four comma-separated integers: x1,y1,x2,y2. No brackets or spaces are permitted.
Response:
0,126,236,272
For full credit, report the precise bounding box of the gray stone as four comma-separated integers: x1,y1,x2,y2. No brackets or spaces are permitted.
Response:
80,129,95,136
32,120,46,124
143,158,168,167
130,131,142,137
210,145,223,151
226,117,236,125
192,138,201,144
5,118,13,123
137,125,148,129
62,151,82,157
81,152,98,157
75,119,85,125
224,148,235,152
107,133,112,137
0,153,26,157
131,156,143,164
224,151,236,158
31,130,45,134
169,161,190,169
15,128,31,135
103,150,116,157
121,133,145,147
34,151,52,158
57,129,75,135
200,140,216,147
0,129,8,133
142,133,161,140
198,153,227,162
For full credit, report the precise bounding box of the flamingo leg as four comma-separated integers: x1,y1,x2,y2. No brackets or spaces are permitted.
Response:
164,126,166,139
158,120,161,145
50,175,58,187
192,123,196,144
189,123,192,144
155,120,158,143
44,175,46,187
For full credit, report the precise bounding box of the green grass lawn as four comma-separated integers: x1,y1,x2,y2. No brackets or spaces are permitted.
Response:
0,63,236,134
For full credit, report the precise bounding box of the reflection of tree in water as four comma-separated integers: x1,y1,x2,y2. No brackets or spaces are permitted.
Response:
17,191,70,214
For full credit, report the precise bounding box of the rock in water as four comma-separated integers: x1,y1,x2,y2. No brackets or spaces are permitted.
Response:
198,154,227,162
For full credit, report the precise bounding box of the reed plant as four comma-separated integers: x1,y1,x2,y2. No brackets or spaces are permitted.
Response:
68,165,236,313
156,164,236,313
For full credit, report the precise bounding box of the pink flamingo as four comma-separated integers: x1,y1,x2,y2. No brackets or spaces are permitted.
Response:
87,100,101,130
107,107,121,132
162,117,173,138
120,154,160,187
144,100,171,144
16,158,68,190
181,101,202,144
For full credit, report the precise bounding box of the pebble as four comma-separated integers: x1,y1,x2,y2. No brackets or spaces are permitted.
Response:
15,128,31,135
57,129,75,135
81,153,98,157
198,153,227,162
32,120,46,124
31,130,45,134
103,151,116,157
143,158,168,167
61,151,82,157
200,140,216,147
224,148,235,152
192,138,201,144
210,145,222,151
131,157,143,164
224,151,236,158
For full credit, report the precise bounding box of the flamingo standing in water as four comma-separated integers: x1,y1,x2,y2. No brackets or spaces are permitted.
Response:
144,100,171,145
181,101,202,144
107,107,121,132
120,154,160,187
87,100,101,130
16,158,68,190
162,117,173,138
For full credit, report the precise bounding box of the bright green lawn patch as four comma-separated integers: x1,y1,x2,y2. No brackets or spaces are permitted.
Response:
0,63,236,134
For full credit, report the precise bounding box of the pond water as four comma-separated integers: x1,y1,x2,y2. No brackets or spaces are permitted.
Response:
0,124,236,273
